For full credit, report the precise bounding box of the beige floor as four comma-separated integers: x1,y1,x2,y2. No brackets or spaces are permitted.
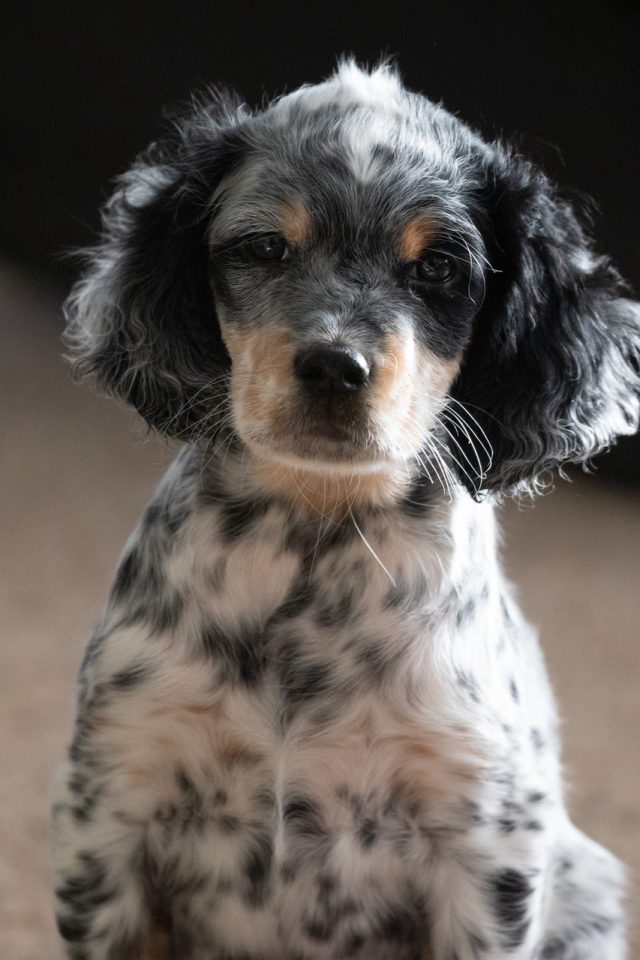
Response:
1,265,639,958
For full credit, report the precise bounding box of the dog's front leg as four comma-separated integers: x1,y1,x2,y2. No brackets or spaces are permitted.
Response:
51,755,163,960
424,835,548,960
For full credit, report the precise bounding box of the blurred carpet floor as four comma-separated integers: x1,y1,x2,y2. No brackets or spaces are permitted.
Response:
1,266,639,958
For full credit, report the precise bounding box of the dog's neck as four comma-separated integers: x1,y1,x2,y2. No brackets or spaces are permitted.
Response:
191,441,499,597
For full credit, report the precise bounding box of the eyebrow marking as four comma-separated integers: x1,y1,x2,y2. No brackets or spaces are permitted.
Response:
398,215,438,262
279,198,313,247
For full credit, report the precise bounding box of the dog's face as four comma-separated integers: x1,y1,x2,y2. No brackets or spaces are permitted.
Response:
65,63,640,502
208,80,487,478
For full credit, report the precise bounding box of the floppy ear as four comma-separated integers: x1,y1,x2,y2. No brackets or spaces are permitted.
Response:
451,146,640,496
63,91,246,437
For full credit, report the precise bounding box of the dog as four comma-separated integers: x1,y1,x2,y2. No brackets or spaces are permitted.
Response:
52,61,640,959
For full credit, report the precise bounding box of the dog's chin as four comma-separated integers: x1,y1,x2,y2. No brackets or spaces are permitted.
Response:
249,444,400,477
242,436,415,514
242,429,408,478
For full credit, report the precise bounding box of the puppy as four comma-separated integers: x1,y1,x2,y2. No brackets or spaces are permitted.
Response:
53,61,640,959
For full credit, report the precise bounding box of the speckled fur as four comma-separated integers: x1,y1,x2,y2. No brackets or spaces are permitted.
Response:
53,61,639,959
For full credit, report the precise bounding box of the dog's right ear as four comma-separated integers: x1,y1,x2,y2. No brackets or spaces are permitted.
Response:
64,90,247,437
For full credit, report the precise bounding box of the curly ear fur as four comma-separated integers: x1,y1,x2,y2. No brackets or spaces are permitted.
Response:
452,146,640,497
63,90,246,437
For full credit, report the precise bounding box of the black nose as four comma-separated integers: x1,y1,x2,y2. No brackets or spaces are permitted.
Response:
294,344,371,396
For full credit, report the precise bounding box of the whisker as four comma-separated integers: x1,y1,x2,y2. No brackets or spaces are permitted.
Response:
348,505,396,586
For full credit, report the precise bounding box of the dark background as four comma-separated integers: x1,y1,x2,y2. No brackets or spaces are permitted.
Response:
2,0,639,476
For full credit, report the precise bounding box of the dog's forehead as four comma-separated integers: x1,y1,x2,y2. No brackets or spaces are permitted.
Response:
209,63,485,243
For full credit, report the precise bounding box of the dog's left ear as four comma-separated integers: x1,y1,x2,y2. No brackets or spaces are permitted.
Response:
451,145,640,496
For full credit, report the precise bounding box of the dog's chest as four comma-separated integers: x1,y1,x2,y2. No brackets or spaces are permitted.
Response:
140,541,479,956
144,669,465,958
126,497,505,955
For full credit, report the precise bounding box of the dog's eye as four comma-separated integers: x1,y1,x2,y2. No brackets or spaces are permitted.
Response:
407,253,456,284
246,235,289,262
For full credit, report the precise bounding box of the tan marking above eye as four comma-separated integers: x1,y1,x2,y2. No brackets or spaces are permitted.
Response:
279,198,313,247
398,215,438,263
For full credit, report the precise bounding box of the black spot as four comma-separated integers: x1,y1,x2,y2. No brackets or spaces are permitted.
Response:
218,814,240,834
530,727,546,751
383,581,408,609
201,622,265,685
378,904,421,942
110,546,184,632
284,514,355,557
154,802,177,822
314,589,355,628
304,877,359,943
461,797,485,825
304,917,334,942
278,646,333,724
509,678,520,703
67,769,88,797
317,872,337,894
497,818,517,833
112,550,138,598
500,595,513,625
372,142,397,167
276,581,317,620
283,795,325,836
175,768,204,820
524,819,544,831
383,575,426,614
56,914,90,943
527,790,546,804
352,635,393,684
70,781,103,824
455,597,476,627
343,930,365,955
243,835,273,906
357,818,378,849
142,496,190,538
110,663,149,689
56,853,115,919
219,495,269,542
492,868,534,949
68,948,90,960
541,938,566,958
455,669,480,703
151,590,184,632
68,719,95,764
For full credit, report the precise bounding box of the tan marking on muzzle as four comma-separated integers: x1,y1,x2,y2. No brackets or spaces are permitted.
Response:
279,197,313,247
222,325,298,425
372,334,414,402
398,215,438,262
418,351,461,396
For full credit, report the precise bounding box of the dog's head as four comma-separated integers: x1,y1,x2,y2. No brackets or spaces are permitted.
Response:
65,62,640,504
